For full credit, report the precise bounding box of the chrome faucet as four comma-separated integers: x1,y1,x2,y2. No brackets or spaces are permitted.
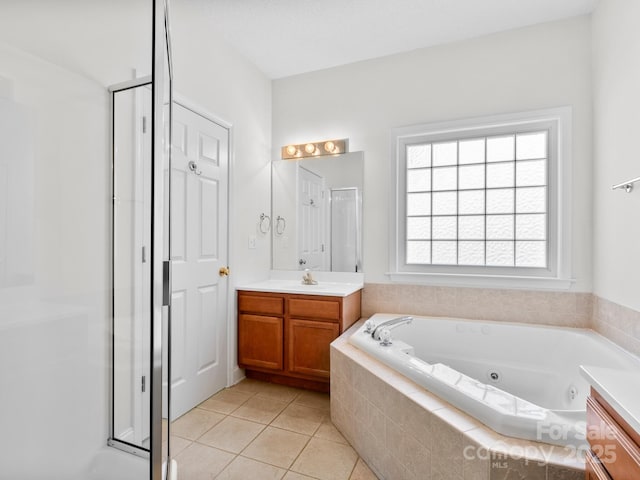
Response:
301,269,318,285
370,316,413,341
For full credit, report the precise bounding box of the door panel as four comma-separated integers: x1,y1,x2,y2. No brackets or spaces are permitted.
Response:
298,166,325,270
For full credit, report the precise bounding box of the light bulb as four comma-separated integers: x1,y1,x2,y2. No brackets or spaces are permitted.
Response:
304,143,316,154
324,141,336,153
285,145,297,156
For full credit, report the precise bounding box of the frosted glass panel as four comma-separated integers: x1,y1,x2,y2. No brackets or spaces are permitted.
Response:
407,169,431,192
407,241,430,264
516,187,546,213
459,241,485,265
407,144,431,168
459,164,484,190
432,167,457,191
459,216,484,240
432,216,456,240
459,138,484,165
487,135,514,162
458,190,484,214
432,241,457,264
516,214,546,240
487,215,514,240
432,142,457,166
432,191,457,215
486,241,514,266
516,159,546,187
516,241,546,267
517,132,547,160
407,217,431,239
407,193,431,215
486,188,514,214
486,162,514,188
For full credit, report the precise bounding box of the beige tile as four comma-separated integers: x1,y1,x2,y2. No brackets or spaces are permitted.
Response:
198,389,252,414
314,420,348,444
231,395,288,424
291,437,358,480
254,382,303,403
198,416,264,454
272,403,327,435
228,378,266,394
171,408,225,441
350,458,379,480
242,426,310,469
283,472,317,480
174,442,234,480
293,390,330,412
215,456,286,480
165,435,191,457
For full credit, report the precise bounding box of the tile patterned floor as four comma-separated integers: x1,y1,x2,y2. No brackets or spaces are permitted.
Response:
171,378,379,480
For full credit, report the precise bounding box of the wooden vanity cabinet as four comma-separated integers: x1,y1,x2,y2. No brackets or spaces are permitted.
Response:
237,289,361,392
586,389,640,480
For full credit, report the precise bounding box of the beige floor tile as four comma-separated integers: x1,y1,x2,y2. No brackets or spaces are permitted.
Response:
174,442,234,480
242,426,310,469
229,378,270,394
271,403,327,435
291,438,358,480
314,421,348,445
165,435,192,457
293,390,330,412
198,416,265,454
198,389,253,415
283,472,318,480
171,408,225,441
350,458,379,480
215,456,286,480
231,395,289,424
253,382,303,403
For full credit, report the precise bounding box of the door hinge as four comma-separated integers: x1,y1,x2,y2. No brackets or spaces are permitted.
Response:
141,375,146,393
142,116,147,134
321,244,325,252
142,246,147,263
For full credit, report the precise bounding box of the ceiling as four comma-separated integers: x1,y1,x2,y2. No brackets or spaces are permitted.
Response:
197,0,598,79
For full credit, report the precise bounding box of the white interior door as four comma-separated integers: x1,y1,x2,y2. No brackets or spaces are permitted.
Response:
168,103,229,420
298,166,325,270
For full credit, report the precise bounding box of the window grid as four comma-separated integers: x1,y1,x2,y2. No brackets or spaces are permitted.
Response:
405,131,548,268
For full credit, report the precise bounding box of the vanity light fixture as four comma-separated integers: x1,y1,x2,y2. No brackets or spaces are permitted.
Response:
281,138,348,159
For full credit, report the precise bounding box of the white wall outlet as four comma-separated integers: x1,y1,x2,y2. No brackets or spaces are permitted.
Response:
248,235,257,249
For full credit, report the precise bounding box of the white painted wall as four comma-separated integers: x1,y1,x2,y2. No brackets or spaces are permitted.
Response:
273,16,593,291
592,1,640,311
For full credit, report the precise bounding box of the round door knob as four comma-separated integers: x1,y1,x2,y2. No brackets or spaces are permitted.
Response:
298,259,307,265
219,266,230,276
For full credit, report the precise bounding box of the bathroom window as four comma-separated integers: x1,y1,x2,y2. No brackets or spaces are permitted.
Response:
390,108,572,289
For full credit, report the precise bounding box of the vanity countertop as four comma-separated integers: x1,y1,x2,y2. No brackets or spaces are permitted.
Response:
580,365,640,434
236,279,363,297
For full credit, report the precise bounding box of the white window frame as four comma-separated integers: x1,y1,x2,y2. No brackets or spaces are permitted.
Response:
388,107,573,290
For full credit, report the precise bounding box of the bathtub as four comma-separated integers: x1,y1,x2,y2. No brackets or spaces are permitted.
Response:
348,313,640,448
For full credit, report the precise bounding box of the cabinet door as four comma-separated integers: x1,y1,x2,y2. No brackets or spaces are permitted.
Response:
288,319,339,378
586,450,612,480
238,314,283,371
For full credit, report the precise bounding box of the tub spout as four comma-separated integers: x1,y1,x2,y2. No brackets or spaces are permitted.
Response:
371,316,413,340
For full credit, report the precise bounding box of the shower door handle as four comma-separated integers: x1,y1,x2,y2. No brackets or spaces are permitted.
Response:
162,260,171,306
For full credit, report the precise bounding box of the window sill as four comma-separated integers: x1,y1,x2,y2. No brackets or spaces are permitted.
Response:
386,272,574,290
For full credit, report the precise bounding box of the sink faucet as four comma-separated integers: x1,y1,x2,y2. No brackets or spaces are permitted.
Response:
301,269,318,285
370,316,413,340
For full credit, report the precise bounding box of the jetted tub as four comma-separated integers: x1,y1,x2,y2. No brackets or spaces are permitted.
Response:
349,313,640,447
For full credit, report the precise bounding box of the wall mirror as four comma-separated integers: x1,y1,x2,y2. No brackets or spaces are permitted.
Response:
272,151,363,272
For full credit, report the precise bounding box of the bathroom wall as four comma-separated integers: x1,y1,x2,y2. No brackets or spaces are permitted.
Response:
272,16,593,291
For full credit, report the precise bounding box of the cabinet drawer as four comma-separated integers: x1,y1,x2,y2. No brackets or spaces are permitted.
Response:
289,298,340,321
587,396,640,479
238,314,283,371
239,294,284,315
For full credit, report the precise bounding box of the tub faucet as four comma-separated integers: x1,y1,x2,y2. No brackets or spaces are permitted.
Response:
371,316,413,340
301,269,318,285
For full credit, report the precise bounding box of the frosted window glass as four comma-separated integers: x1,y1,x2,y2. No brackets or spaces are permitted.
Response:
459,216,484,240
459,138,485,165
432,241,457,264
407,241,431,264
407,193,431,215
432,166,457,191
459,241,485,265
407,169,431,192
516,187,546,213
432,216,456,240
486,162,515,188
516,241,546,267
458,190,484,215
516,214,546,240
487,136,514,162
487,215,514,240
432,142,457,166
407,217,431,240
486,241,514,266
407,144,431,168
517,132,547,160
516,159,546,187
432,191,457,215
486,188,514,214
459,164,484,190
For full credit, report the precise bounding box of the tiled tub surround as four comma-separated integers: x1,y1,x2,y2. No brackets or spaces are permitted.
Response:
592,295,640,357
331,324,584,480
